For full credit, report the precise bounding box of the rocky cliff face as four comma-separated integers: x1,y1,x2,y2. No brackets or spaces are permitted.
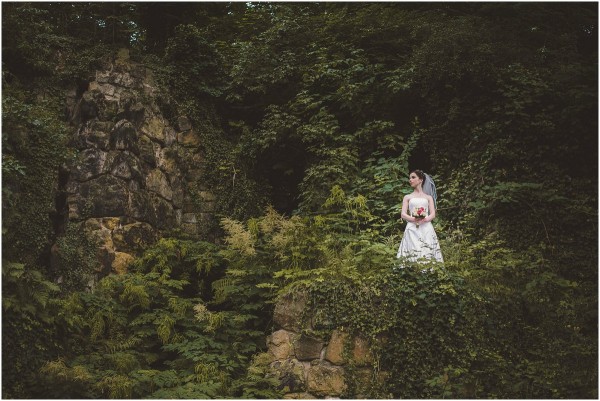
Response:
266,292,388,398
52,49,215,285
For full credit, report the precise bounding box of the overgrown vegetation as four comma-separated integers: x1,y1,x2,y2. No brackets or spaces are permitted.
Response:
2,2,597,398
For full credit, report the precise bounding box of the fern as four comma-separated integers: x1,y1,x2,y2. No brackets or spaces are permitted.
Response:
120,282,151,310
90,311,106,341
156,314,176,344
95,374,134,398
105,336,143,353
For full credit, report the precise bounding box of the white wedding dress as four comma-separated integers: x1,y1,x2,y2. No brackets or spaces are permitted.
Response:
397,197,443,262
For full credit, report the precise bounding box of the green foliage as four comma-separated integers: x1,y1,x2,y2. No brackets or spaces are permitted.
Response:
163,24,224,99
303,266,480,398
150,22,269,224
52,222,98,292
2,262,61,398
230,353,283,399
2,90,71,265
39,238,278,398
2,3,596,398
218,187,595,398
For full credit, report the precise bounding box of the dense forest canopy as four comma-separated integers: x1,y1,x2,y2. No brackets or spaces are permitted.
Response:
2,2,597,399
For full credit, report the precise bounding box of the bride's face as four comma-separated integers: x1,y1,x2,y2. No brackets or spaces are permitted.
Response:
409,173,422,188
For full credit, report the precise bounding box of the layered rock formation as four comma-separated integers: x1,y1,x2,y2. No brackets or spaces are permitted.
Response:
266,292,386,398
52,49,215,283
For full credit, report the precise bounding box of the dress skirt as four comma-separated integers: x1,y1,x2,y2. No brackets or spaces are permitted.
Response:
397,221,443,262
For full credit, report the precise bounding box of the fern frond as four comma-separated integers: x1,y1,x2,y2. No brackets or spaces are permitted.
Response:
194,362,219,383
168,296,190,318
221,217,256,256
95,374,134,398
194,303,225,332
212,277,235,303
120,282,150,309
156,315,175,344
107,352,139,374
90,311,105,341
41,359,91,383
105,336,143,353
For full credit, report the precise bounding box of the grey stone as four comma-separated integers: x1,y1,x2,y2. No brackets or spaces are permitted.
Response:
138,134,156,167
274,292,309,332
71,175,130,218
112,222,158,254
110,120,138,152
146,169,173,201
306,362,346,397
294,335,324,361
109,151,143,184
70,148,109,182
267,329,296,361
270,359,307,393
72,121,110,150
182,213,197,224
177,115,193,131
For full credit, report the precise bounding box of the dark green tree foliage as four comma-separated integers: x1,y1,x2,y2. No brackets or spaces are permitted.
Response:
2,262,61,398
2,91,69,265
211,4,597,396
2,2,597,398
39,239,280,399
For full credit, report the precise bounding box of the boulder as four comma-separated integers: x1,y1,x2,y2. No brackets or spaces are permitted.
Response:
177,115,193,131
101,217,121,230
324,330,372,366
353,367,390,398
137,134,156,167
283,393,315,399
177,129,200,147
112,252,134,274
76,91,98,122
70,175,129,218
96,96,119,121
270,359,307,394
294,335,324,361
267,329,296,361
72,121,110,150
112,222,158,254
155,146,178,175
70,148,109,182
145,169,173,201
109,120,138,152
109,151,144,184
351,336,373,366
141,116,166,143
149,194,176,229
306,362,346,397
274,292,309,332
324,330,349,365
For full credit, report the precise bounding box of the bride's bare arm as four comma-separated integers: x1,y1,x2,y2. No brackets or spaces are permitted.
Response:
424,195,436,222
400,196,415,222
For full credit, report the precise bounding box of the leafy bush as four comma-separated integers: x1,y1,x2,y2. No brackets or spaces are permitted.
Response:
2,262,61,398
39,239,280,398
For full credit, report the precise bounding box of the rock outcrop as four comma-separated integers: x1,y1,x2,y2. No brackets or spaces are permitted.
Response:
52,49,216,284
266,291,386,398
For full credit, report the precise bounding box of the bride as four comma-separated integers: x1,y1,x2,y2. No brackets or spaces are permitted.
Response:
397,170,443,262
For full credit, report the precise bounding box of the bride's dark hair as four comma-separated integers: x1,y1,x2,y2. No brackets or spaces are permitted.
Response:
410,169,438,207
410,169,425,181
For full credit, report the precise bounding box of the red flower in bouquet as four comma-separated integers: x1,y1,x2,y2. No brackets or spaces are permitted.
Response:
411,206,427,228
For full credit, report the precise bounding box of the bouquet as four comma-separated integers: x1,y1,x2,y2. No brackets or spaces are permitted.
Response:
411,206,427,228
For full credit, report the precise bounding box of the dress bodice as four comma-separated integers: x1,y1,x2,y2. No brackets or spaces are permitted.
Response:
408,197,429,215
